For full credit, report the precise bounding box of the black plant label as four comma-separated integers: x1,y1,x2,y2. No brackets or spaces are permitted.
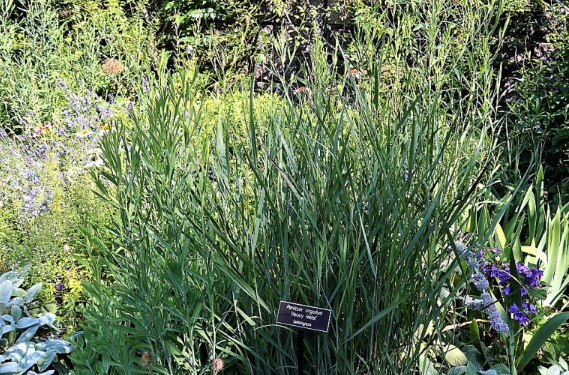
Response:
277,301,332,332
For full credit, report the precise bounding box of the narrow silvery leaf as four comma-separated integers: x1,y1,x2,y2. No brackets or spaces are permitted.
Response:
0,281,12,305
10,306,21,322
4,341,34,361
15,317,39,329
1,325,14,335
545,366,562,375
24,284,42,304
36,350,56,372
490,364,510,374
1,315,14,325
0,271,18,284
8,297,23,308
16,324,40,344
43,339,73,354
18,350,44,373
559,357,568,371
37,313,55,327
0,362,20,374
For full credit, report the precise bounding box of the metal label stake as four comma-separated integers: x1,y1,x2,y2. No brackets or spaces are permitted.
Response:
297,328,305,375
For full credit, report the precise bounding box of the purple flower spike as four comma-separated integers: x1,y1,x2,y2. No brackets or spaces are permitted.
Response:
509,303,531,326
476,249,484,261
55,283,64,291
527,303,538,314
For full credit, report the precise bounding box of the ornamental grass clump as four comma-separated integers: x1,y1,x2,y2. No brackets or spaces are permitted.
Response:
73,57,503,373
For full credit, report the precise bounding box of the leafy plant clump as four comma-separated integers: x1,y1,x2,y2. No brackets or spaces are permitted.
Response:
0,270,73,375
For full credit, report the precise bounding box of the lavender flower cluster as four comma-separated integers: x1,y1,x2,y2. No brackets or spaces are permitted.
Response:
452,242,509,333
0,138,60,220
452,241,543,331
55,75,114,136
481,261,542,326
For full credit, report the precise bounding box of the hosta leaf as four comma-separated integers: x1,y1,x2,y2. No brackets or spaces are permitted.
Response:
10,306,21,322
36,350,56,372
0,362,19,374
15,317,39,329
444,345,468,366
0,281,12,305
24,284,42,304
478,370,497,375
